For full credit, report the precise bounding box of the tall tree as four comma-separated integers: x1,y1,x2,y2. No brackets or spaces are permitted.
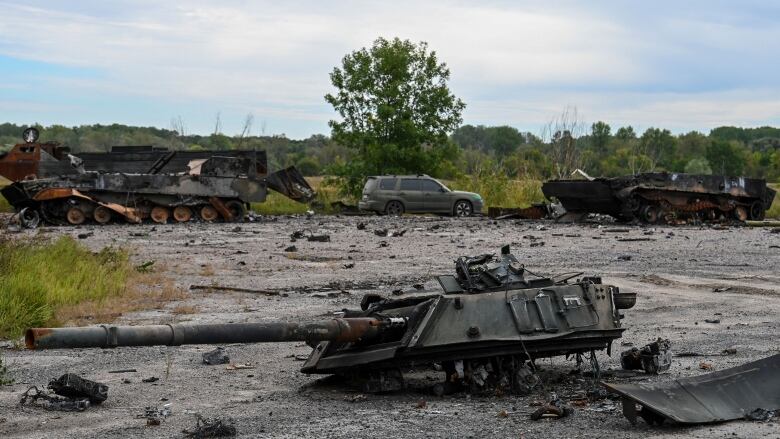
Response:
590,121,611,151
325,37,466,196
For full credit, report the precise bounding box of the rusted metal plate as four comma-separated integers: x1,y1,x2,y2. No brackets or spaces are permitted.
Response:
603,353,780,425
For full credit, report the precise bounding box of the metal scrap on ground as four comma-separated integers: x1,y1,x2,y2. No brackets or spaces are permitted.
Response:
603,353,780,425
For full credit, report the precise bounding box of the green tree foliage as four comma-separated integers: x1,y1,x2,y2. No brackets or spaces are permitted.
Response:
590,121,611,151
707,140,746,176
684,157,713,175
325,37,465,196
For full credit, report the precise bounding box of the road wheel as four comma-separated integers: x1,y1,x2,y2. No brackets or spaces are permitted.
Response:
93,206,112,224
733,206,748,222
749,201,765,221
151,206,170,224
173,206,193,222
639,205,659,223
385,200,404,216
200,205,218,222
66,207,85,225
453,200,473,217
224,200,246,222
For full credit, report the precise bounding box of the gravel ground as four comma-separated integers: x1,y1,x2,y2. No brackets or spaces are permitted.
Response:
1,215,779,439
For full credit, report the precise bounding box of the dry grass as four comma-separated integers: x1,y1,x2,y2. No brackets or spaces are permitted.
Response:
199,264,215,276
171,304,199,315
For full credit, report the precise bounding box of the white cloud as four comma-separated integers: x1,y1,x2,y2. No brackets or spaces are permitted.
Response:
0,0,779,136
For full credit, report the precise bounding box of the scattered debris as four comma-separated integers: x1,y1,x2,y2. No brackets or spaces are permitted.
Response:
698,361,713,370
704,318,721,324
374,228,407,237
620,339,672,374
530,395,572,421
142,376,160,383
343,394,366,403
225,363,255,370
190,284,282,296
202,347,230,365
745,408,778,422
77,231,93,239
142,404,172,426
617,255,632,261
605,353,780,425
307,234,330,242
108,369,137,374
20,374,108,411
617,238,655,242
284,245,297,252
135,260,155,273
343,263,355,269
356,222,366,230
183,415,237,438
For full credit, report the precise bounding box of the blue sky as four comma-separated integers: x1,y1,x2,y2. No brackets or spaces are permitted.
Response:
1,0,779,139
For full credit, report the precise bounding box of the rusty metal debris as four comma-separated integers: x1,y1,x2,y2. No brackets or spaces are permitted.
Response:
530,394,573,420
25,245,635,395
183,415,237,438
620,339,672,374
604,353,780,425
142,404,172,426
542,172,776,224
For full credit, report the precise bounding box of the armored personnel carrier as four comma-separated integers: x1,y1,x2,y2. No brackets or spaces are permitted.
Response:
542,172,776,223
1,155,314,226
26,246,635,394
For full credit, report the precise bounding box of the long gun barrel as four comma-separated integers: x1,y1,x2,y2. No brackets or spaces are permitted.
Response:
26,317,405,350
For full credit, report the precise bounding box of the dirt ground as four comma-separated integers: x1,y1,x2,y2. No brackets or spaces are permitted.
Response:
1,215,779,439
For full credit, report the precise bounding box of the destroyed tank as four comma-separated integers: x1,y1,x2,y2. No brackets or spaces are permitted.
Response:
26,246,636,394
1,155,315,226
542,172,776,223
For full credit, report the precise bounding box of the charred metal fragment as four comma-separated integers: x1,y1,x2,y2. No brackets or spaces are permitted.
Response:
620,339,672,374
604,353,780,425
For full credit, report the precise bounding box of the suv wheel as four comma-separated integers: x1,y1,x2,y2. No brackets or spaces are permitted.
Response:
454,200,473,217
385,200,404,216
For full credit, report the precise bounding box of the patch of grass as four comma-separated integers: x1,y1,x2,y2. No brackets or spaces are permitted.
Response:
252,176,342,215
0,236,131,338
0,176,11,213
767,183,780,219
0,352,12,385
449,173,545,208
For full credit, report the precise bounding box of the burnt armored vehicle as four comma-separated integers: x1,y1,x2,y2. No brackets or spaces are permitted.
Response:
1,155,314,226
542,172,776,223
26,246,635,394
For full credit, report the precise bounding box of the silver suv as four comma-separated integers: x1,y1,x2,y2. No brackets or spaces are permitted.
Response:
358,175,483,216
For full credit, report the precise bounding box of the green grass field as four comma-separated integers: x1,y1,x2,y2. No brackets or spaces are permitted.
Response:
0,236,131,338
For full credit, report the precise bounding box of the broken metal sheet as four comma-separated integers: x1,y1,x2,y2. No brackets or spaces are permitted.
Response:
603,353,780,425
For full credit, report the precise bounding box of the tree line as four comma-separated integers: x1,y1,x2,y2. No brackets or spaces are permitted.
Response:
2,121,779,182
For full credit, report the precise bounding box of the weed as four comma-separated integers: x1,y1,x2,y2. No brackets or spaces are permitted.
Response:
0,177,11,213
0,352,12,385
767,184,780,219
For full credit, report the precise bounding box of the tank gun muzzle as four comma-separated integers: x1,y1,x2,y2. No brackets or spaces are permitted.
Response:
26,317,405,350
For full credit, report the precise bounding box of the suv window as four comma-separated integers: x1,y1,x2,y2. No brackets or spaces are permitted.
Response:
379,178,397,190
400,178,421,191
421,179,443,192
362,177,377,193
